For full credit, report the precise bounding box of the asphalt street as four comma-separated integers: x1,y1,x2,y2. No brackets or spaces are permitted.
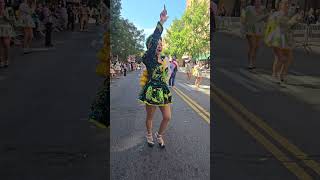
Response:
0,26,108,179
110,71,210,180
212,32,320,179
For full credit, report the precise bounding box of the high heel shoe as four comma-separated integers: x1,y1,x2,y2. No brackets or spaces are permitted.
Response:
146,133,154,147
155,132,165,148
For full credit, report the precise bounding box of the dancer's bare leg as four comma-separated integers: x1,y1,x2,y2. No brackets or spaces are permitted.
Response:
145,105,156,134
158,105,171,135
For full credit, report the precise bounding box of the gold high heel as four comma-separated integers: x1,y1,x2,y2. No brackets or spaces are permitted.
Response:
146,133,154,147
155,132,165,148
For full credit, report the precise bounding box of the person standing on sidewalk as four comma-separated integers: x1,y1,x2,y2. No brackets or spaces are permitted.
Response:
242,0,269,70
114,60,121,76
60,4,68,30
185,58,193,82
43,3,53,47
99,0,107,24
0,0,15,68
79,3,89,31
18,0,35,54
122,63,127,76
92,6,99,26
264,0,303,83
193,61,204,88
67,4,75,31
139,6,171,148
168,56,178,87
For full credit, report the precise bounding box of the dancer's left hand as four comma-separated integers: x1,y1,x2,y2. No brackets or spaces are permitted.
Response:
160,5,169,24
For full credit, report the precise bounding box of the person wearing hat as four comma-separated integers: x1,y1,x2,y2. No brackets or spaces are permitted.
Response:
138,6,171,148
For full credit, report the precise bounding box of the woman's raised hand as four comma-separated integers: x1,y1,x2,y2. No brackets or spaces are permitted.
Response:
160,5,168,24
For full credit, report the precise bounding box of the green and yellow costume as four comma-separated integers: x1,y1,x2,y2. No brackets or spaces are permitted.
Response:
138,22,172,106
89,31,109,128
264,11,301,50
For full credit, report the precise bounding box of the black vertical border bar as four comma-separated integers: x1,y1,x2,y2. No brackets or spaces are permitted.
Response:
105,0,110,180
210,0,216,179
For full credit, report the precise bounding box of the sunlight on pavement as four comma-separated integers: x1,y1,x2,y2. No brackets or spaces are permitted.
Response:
111,133,144,153
177,82,210,96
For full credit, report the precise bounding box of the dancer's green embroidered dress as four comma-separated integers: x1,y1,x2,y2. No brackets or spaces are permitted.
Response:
138,22,172,106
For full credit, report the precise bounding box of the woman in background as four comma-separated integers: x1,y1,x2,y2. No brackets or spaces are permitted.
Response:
0,0,15,68
19,0,35,54
193,61,204,88
264,0,302,83
242,0,269,70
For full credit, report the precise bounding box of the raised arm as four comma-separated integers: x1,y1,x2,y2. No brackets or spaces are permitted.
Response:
144,22,163,60
143,6,168,64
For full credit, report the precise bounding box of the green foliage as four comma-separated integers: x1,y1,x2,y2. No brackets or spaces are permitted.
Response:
164,0,210,60
110,0,145,61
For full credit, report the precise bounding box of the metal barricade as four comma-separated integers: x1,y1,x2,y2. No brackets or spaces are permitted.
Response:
292,24,320,53
216,17,320,53
308,24,320,48
292,23,308,51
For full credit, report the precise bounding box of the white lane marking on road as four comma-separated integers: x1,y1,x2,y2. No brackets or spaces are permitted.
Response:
239,69,277,91
218,69,260,92
184,83,210,96
177,82,192,91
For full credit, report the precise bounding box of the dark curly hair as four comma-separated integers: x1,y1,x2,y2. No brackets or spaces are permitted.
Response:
146,35,162,49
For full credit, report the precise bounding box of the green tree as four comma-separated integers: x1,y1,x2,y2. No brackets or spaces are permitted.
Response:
110,0,145,61
164,0,210,61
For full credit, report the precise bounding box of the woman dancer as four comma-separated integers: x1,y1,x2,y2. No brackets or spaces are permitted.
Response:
19,0,35,54
242,0,269,70
193,61,204,88
139,6,171,148
265,0,302,83
185,58,193,82
0,0,14,68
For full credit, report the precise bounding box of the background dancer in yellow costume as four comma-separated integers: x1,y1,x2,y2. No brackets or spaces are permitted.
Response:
89,3,110,128
264,0,302,83
0,0,15,68
139,5,171,148
242,0,269,70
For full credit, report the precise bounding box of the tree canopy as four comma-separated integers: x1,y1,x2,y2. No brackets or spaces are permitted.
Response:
110,0,145,62
163,0,210,61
